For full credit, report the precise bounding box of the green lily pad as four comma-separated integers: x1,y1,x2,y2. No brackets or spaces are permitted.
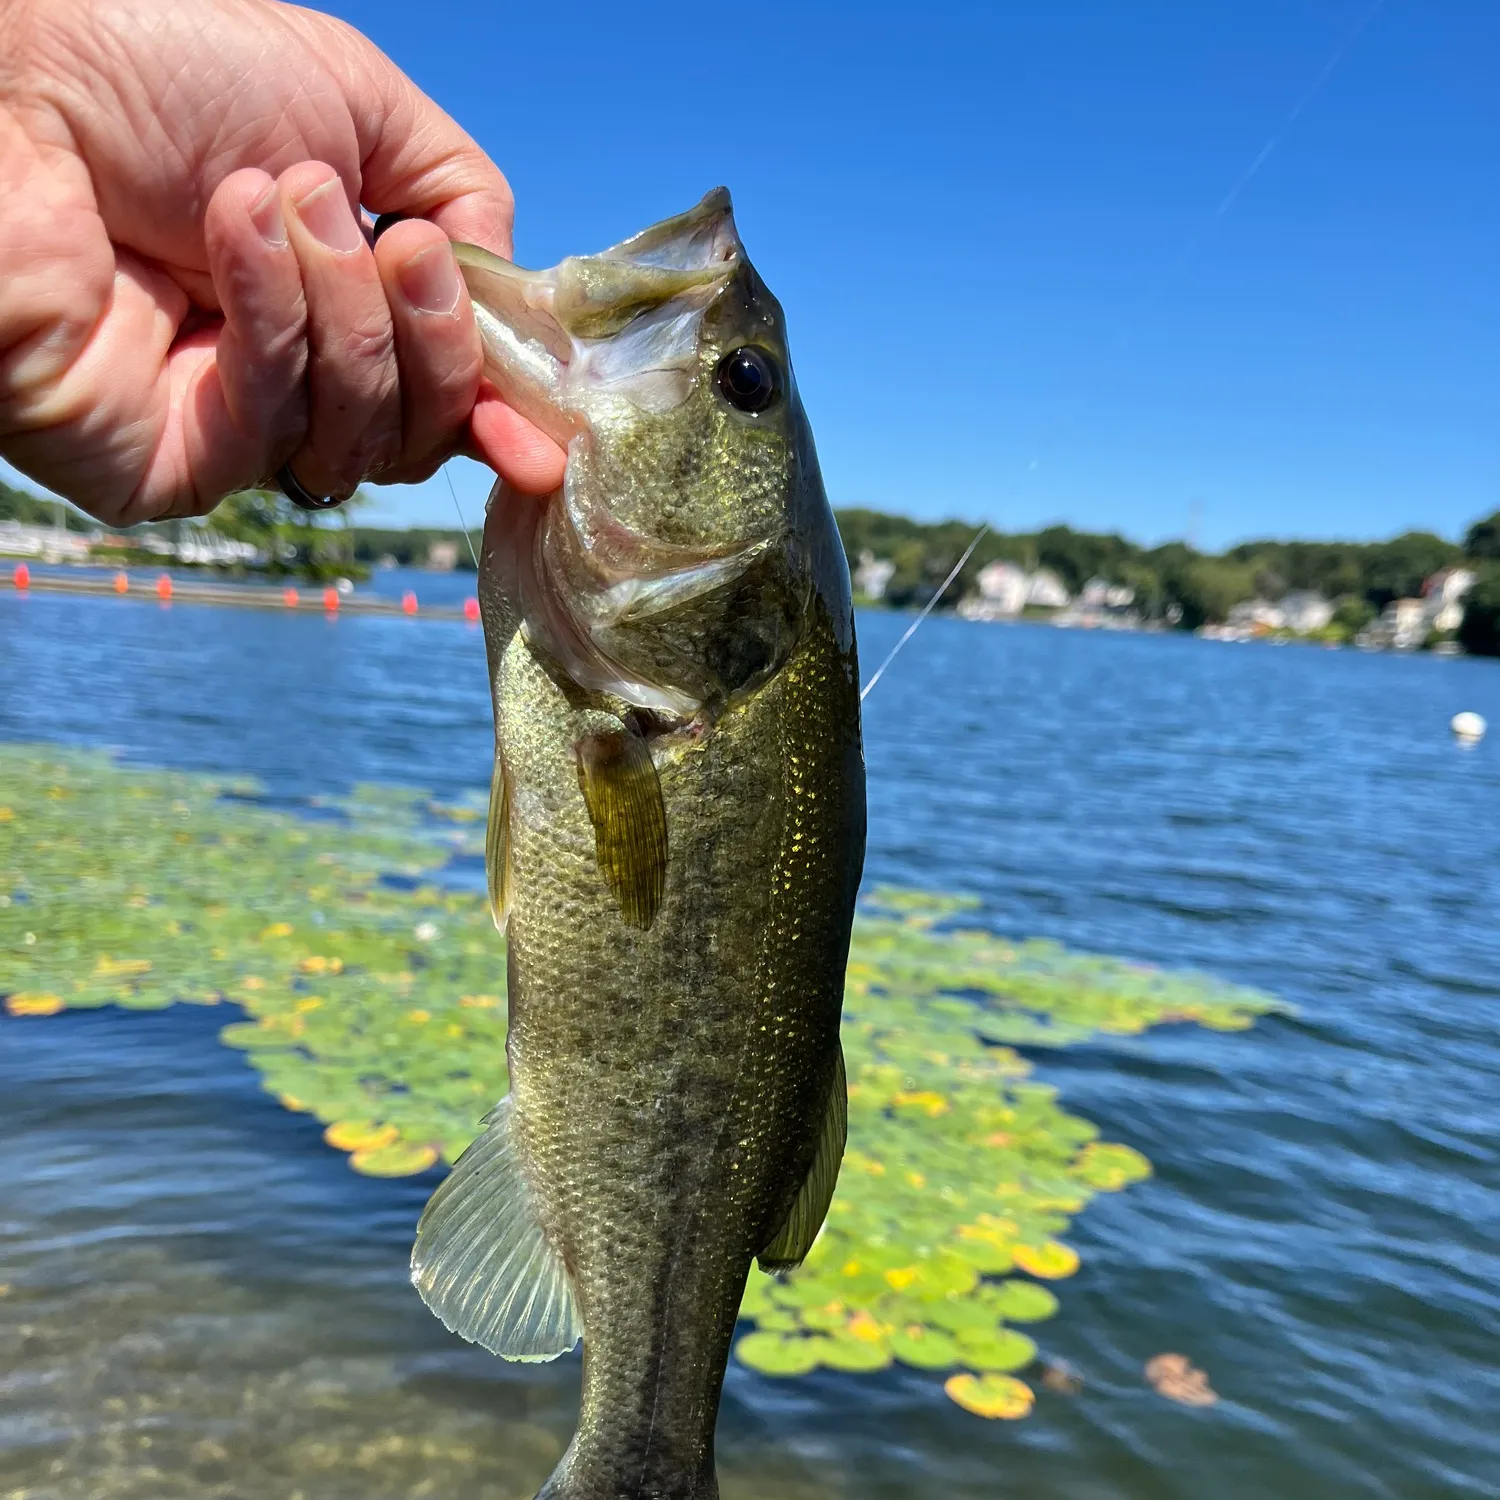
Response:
814,1333,892,1373
956,1328,1036,1372
888,1327,961,1370
734,1332,823,1377
984,1280,1060,1322
0,743,1284,1419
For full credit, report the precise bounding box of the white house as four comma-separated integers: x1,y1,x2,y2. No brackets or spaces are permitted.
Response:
1079,577,1136,610
966,560,1029,618
1422,568,1475,634
1385,598,1428,650
1226,598,1286,633
176,530,259,566
1278,591,1334,634
0,520,92,562
853,550,896,601
1026,568,1071,609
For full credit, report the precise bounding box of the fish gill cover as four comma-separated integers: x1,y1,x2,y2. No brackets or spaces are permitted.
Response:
0,744,1284,1416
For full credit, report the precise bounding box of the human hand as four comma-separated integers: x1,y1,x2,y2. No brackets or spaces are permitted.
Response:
0,0,567,525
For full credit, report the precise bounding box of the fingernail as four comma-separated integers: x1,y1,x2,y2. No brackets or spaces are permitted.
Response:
294,178,364,254
396,244,461,315
250,184,286,249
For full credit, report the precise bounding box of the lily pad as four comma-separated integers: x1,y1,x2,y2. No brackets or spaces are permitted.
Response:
888,1327,961,1370
984,1280,1060,1322
943,1372,1035,1419
0,743,1284,1420
956,1328,1036,1373
1011,1240,1080,1280
734,1331,823,1377
350,1141,440,1177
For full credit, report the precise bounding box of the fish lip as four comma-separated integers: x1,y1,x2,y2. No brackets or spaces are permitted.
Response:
457,191,744,436
602,186,741,271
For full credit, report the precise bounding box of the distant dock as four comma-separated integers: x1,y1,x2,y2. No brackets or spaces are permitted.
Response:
3,563,479,621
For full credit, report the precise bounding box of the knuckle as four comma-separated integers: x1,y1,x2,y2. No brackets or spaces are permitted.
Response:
331,308,396,373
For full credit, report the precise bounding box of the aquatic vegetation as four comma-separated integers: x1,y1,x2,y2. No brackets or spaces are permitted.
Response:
0,744,1283,1416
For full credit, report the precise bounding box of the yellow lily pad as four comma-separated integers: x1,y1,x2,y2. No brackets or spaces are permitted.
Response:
944,1372,1035,1419
1075,1141,1152,1190
1012,1240,1079,1279
5,991,64,1017
93,955,152,977
324,1121,398,1153
349,1140,440,1177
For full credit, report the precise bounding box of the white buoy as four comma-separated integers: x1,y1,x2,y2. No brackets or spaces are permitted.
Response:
1451,711,1486,742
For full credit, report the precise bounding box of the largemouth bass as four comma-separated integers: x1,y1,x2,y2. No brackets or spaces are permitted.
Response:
411,189,865,1500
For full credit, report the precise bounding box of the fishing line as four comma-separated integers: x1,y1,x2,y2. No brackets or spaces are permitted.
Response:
860,524,990,702
856,0,1386,700
443,462,481,570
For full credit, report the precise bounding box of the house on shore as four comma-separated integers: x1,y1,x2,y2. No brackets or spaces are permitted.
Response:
959,562,1071,621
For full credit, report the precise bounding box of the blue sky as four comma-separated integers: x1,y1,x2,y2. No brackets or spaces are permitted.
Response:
8,1,1496,549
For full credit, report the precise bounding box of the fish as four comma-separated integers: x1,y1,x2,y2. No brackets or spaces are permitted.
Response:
409,188,866,1500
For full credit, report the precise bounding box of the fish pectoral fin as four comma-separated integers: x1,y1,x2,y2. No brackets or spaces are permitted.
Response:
573,726,668,930
485,753,513,931
758,1044,848,1273
410,1096,581,1362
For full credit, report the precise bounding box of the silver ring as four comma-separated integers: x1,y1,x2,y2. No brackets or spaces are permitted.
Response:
276,462,344,512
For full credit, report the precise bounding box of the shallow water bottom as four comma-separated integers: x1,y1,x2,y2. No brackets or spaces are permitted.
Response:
0,1007,852,1500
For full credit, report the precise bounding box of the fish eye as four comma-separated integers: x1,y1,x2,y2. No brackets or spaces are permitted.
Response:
715,346,782,414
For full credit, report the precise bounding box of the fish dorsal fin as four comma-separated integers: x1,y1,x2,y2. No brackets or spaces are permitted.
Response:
573,726,668,930
758,1045,848,1273
411,1097,581,1362
485,754,512,931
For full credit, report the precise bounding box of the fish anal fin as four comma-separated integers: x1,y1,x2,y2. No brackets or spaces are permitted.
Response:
486,754,513,931
758,1044,847,1273
573,727,668,930
410,1097,581,1361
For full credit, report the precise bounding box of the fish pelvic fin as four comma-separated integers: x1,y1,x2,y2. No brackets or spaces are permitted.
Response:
486,753,513,931
573,724,668,930
411,1097,581,1362
757,1044,848,1273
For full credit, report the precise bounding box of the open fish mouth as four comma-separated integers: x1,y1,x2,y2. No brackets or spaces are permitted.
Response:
456,188,743,445
462,189,804,718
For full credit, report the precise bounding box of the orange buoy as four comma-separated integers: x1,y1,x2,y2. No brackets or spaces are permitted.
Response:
113,571,129,594
322,586,339,611
463,596,480,622
401,590,418,615
12,563,30,590
155,574,173,601
283,587,299,607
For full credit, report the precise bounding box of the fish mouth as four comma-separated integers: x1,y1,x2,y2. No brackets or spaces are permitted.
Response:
468,190,773,718
454,187,742,442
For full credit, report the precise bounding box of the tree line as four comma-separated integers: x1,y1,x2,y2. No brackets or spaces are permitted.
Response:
0,480,479,580
833,507,1500,652
7,476,1499,654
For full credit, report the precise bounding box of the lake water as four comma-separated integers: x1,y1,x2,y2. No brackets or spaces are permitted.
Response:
2,575,1498,1499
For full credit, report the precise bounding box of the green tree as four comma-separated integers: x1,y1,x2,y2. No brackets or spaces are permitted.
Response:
211,488,369,582
1360,531,1461,610
1332,596,1375,637
1458,564,1500,657
0,480,92,532
1463,511,1500,561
